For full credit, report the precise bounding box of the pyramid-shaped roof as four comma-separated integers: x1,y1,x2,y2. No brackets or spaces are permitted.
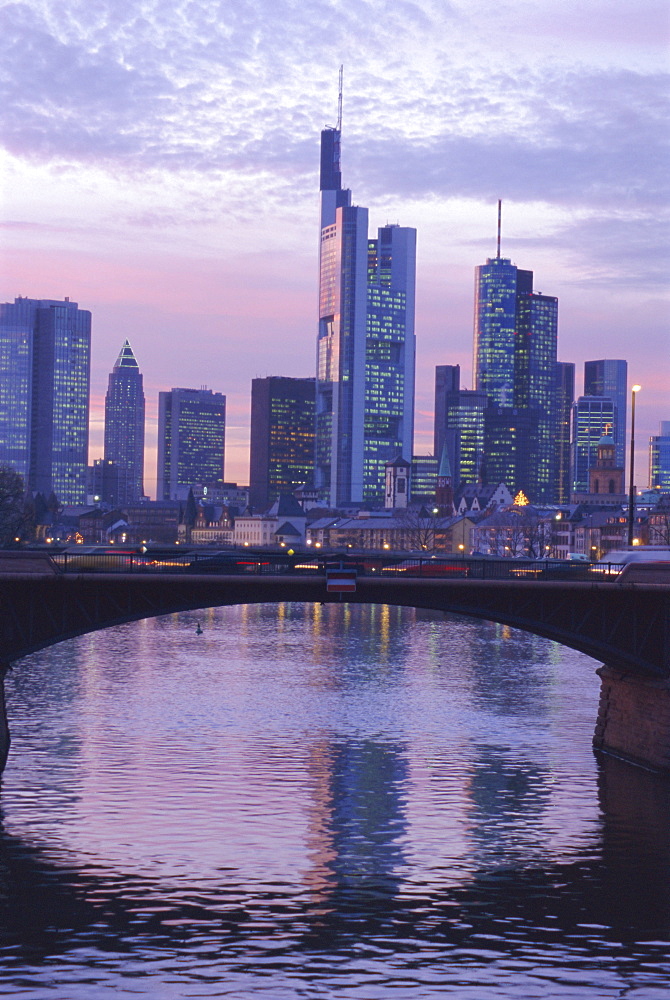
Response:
113,340,140,371
438,441,452,478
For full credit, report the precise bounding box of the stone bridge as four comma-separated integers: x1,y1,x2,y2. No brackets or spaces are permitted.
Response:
0,561,668,772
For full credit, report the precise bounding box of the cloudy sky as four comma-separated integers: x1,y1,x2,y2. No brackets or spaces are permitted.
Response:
1,0,668,495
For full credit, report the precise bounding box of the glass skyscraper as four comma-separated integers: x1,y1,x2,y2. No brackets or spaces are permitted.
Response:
249,377,315,511
572,396,616,494
104,340,145,504
0,296,91,503
583,359,627,470
649,421,670,491
472,252,559,502
316,121,416,505
556,361,575,504
157,388,226,501
433,364,461,463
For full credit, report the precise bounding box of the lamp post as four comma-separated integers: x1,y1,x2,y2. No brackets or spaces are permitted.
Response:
627,384,641,547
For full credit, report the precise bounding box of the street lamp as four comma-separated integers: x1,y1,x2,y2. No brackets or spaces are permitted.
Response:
627,384,641,547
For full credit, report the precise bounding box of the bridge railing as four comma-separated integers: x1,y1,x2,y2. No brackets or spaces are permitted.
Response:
49,549,626,581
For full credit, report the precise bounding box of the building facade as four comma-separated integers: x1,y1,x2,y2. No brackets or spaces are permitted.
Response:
473,252,559,503
584,359,627,470
316,121,416,506
157,388,226,501
104,340,145,504
0,296,91,503
556,361,575,504
649,421,670,492
572,395,616,495
433,364,460,479
249,377,315,511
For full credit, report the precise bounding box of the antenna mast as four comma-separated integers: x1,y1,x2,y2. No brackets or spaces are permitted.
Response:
496,199,502,259
337,65,343,132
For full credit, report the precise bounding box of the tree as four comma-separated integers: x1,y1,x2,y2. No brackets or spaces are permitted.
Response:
397,505,440,552
648,497,670,545
0,467,29,547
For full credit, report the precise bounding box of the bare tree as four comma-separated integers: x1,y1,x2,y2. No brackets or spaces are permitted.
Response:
648,498,670,545
397,505,440,552
0,467,29,547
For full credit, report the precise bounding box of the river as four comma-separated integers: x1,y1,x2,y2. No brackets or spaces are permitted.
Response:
0,602,668,998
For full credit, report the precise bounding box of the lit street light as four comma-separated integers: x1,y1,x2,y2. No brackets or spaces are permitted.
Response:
627,384,641,547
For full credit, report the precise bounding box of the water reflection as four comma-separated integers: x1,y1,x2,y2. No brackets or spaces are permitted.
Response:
0,604,668,997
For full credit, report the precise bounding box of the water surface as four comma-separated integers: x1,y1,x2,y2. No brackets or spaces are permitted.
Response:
1,603,668,998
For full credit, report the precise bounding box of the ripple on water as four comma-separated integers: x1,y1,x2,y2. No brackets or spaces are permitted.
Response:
0,604,669,998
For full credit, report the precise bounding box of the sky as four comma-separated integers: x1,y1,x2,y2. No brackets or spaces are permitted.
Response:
1,0,668,498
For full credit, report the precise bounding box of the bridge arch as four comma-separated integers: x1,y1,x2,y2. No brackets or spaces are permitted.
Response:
0,571,669,772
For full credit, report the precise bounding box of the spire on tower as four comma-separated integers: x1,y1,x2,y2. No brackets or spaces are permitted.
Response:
496,199,502,259
337,64,343,133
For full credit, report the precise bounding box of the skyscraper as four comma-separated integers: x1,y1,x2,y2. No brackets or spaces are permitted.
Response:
249,377,315,511
433,364,460,462
316,95,416,506
649,421,670,491
556,362,575,504
583,360,627,469
0,296,90,503
104,340,145,504
472,212,559,502
572,395,616,494
157,388,226,501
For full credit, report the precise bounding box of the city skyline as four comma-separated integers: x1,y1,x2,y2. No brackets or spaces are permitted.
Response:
0,0,667,494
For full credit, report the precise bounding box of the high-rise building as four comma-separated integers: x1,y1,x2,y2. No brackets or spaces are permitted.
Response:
316,107,416,506
410,455,437,501
649,421,670,491
472,217,559,503
157,388,226,501
556,362,575,504
249,377,316,511
0,296,90,503
572,395,616,494
104,340,145,504
447,389,489,487
584,360,627,469
433,364,460,462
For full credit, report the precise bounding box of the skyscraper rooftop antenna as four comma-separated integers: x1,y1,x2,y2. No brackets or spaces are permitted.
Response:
337,64,343,132
496,199,502,259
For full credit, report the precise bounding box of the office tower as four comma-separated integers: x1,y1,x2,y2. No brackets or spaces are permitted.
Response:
556,362,575,504
410,455,437,501
104,340,145,504
649,421,670,491
572,396,615,494
482,405,534,493
472,210,559,502
0,296,90,503
363,225,416,501
446,389,489,487
316,98,416,506
249,377,316,511
433,364,460,461
584,360,627,469
89,458,124,507
157,388,226,501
